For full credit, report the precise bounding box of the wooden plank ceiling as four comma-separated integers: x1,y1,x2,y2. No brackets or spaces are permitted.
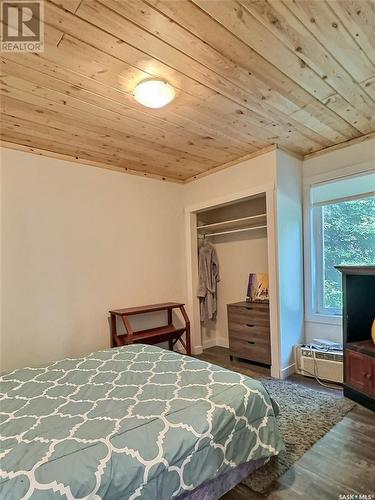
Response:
1,0,375,182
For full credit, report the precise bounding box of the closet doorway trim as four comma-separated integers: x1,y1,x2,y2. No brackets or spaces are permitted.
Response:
184,183,281,379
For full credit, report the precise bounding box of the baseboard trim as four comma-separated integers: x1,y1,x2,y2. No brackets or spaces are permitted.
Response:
201,337,229,350
192,345,203,355
280,363,296,379
216,337,229,348
202,338,216,350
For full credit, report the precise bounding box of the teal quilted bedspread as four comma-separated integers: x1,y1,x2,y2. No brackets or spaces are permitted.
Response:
0,344,283,499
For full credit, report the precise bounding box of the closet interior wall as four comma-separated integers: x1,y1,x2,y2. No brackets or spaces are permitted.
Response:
197,195,268,349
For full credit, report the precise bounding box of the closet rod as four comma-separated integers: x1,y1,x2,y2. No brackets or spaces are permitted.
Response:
199,225,267,238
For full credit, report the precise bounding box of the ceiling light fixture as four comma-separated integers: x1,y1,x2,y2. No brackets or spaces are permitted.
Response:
133,79,176,108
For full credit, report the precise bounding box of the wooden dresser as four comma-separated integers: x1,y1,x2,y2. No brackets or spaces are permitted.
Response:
336,266,375,411
227,301,271,365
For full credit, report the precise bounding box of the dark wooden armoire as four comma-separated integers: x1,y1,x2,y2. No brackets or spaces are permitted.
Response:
336,266,375,411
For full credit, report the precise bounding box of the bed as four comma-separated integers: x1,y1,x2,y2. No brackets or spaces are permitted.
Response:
0,344,283,499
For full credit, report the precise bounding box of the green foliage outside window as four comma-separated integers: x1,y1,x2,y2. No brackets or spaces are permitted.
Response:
322,196,375,310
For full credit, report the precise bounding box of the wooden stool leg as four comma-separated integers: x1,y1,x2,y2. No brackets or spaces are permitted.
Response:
110,313,116,348
185,324,191,356
179,305,191,356
168,339,174,351
122,316,134,345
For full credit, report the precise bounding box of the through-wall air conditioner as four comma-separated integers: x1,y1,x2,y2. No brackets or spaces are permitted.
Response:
294,344,343,384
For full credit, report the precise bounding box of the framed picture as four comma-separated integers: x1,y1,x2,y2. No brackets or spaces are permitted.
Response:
247,273,269,302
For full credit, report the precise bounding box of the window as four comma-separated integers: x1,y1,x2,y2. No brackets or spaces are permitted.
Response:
310,172,375,317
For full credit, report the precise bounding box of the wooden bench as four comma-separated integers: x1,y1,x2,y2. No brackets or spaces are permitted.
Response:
109,302,191,355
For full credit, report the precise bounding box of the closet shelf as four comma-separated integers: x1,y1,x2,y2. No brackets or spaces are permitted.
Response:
197,213,267,235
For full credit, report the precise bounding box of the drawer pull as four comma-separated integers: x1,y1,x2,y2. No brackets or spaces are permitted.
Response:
247,341,255,345
246,324,255,328
245,307,253,310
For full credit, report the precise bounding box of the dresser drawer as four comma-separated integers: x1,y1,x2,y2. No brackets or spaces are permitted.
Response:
229,322,270,343
229,337,271,365
228,302,269,315
228,306,270,327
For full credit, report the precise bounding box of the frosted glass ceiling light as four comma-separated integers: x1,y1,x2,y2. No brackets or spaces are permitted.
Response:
133,79,176,108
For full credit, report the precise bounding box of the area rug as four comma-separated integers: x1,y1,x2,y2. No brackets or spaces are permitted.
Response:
242,378,355,493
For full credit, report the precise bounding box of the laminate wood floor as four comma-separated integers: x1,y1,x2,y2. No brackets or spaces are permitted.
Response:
197,347,375,500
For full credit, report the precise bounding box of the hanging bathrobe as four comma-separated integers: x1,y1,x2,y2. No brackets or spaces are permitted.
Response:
197,241,220,322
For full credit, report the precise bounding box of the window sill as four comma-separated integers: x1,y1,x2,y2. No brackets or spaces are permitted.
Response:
305,312,342,326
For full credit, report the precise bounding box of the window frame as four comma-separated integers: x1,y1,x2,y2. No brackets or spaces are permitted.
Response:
303,161,374,326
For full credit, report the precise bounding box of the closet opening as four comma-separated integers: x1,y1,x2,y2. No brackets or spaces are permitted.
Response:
186,189,280,377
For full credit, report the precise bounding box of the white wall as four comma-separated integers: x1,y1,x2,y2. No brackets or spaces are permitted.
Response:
303,137,375,178
184,151,276,207
276,150,304,373
1,149,186,372
0,161,2,371
303,137,375,343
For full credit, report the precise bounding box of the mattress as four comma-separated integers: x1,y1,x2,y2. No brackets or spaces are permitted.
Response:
0,344,283,499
